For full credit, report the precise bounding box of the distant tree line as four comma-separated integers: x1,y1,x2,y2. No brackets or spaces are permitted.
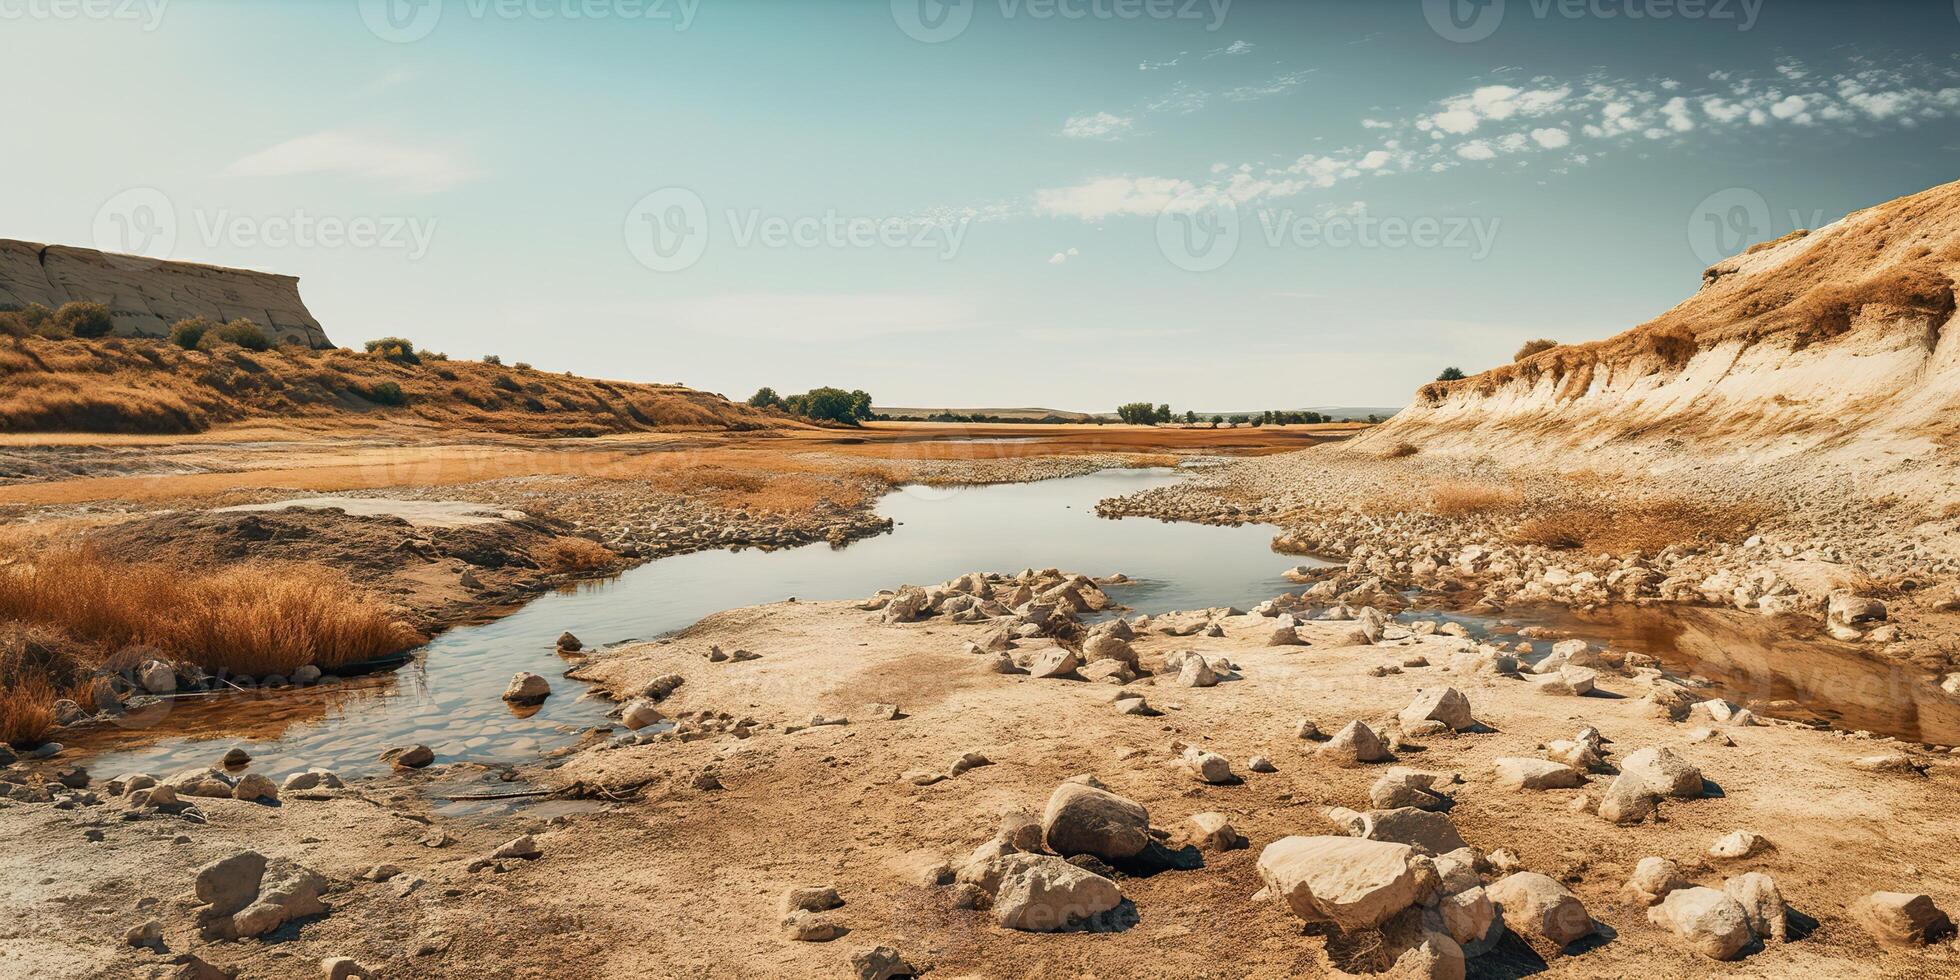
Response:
1115,404,1341,427
749,386,874,426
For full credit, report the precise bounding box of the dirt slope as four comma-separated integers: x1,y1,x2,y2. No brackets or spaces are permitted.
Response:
0,336,784,436
1363,178,1960,470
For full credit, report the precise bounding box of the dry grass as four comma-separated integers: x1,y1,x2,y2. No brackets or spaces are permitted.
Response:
532,537,618,575
0,546,422,677
1509,497,1767,554
1382,441,1419,458
1428,481,1524,517
0,335,784,436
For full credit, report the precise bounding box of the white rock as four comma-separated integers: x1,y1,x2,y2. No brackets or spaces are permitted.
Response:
1255,835,1438,931
1493,757,1584,791
1649,886,1753,960
992,854,1121,931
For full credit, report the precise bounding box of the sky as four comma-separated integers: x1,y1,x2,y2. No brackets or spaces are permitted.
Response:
5,0,1960,412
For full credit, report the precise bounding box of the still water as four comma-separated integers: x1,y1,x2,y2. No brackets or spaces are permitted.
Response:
72,469,1317,780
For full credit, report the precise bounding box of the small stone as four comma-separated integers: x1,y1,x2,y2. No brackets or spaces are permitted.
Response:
851,945,918,980
1247,755,1277,773
1852,892,1954,946
1621,857,1688,906
387,745,435,769
220,748,251,768
1184,812,1246,851
1398,687,1474,732
1493,757,1584,791
1487,871,1594,951
125,918,163,949
501,672,551,704
781,885,843,915
621,699,664,730
1620,746,1704,798
1707,830,1771,860
231,773,279,804
493,835,540,860
1319,720,1392,766
780,910,845,942
1649,886,1752,960
1181,747,1235,784
321,957,374,980
556,631,583,652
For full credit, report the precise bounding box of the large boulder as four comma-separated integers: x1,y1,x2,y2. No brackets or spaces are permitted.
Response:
1370,768,1452,811
1487,872,1593,951
992,854,1122,931
1256,836,1438,931
194,852,327,940
1399,687,1474,732
1040,782,1150,860
1649,886,1753,961
1026,647,1080,679
1619,746,1704,799
1596,773,1659,824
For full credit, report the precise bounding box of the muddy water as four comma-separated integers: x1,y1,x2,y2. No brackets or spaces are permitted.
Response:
69,469,1322,780
1418,604,1960,746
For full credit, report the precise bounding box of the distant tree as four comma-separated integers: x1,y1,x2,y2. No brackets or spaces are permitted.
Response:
1229,414,1250,425
748,386,782,409
1436,366,1467,381
1184,410,1198,424
55,301,115,339
513,361,533,371
482,354,503,366
781,386,868,425
1116,402,1157,425
1210,415,1224,425
1514,338,1558,361
1154,404,1172,424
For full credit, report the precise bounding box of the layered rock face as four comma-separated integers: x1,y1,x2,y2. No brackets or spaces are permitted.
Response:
1360,179,1960,467
0,239,331,347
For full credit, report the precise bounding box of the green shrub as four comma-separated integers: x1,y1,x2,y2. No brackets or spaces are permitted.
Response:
1436,366,1467,381
747,387,782,409
513,361,532,371
54,302,115,339
215,319,269,351
169,317,216,349
363,337,420,365
362,381,406,406
482,354,502,366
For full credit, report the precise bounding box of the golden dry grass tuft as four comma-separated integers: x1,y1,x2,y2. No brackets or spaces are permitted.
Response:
1428,481,1525,517
532,537,619,575
0,547,422,676
1382,441,1419,459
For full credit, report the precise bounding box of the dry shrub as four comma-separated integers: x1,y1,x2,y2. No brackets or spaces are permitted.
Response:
1511,497,1766,553
1428,481,1524,517
532,537,618,575
1382,441,1419,459
0,674,57,744
0,547,421,677
1513,338,1559,361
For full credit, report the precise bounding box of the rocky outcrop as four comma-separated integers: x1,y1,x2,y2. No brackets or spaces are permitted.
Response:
0,239,330,347
1360,179,1960,466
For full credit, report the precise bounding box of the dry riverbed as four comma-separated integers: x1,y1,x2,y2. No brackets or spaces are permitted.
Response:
6,570,1958,978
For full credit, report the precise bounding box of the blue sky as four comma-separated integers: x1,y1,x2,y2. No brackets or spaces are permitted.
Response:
6,0,1960,411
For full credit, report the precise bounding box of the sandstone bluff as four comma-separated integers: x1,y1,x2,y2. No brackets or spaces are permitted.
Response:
0,239,331,348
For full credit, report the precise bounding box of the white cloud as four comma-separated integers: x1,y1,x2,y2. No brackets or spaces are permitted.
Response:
1769,94,1810,123
1033,176,1200,219
1455,141,1496,161
1061,111,1134,140
1204,40,1253,58
1431,108,1481,135
1529,127,1570,148
226,130,474,192
1047,247,1081,265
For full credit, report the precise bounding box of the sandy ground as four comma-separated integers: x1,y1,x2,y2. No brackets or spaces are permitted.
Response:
11,588,1957,979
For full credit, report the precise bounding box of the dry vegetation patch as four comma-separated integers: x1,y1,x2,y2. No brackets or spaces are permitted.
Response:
1510,496,1768,553
0,546,421,743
